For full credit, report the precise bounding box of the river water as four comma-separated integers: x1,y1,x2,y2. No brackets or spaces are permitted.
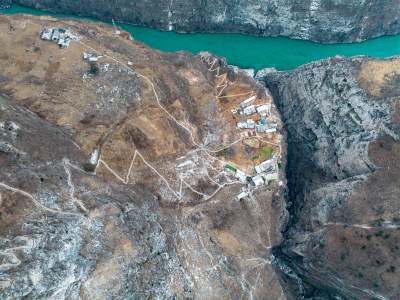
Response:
2,4,400,71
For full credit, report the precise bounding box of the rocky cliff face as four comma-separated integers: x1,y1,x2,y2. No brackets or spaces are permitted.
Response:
3,0,400,43
0,14,289,299
265,56,400,299
0,0,11,9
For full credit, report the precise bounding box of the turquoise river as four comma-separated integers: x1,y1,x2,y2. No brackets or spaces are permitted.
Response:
2,4,400,71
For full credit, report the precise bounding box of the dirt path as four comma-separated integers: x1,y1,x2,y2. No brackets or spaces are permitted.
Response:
0,236,34,269
0,182,81,216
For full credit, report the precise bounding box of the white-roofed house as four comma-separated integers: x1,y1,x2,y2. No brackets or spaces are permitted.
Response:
256,104,270,117
40,28,53,41
246,119,255,129
236,191,247,200
265,128,277,133
254,159,277,174
83,52,99,62
256,124,268,133
237,119,255,130
237,121,248,130
256,123,277,134
244,105,256,116
240,96,255,109
252,175,264,186
235,170,247,183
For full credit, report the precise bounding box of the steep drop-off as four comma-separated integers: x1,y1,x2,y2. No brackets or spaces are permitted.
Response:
265,56,400,299
2,0,400,43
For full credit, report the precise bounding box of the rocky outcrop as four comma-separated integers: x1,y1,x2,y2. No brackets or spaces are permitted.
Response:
265,56,400,299
0,0,11,9
6,0,400,43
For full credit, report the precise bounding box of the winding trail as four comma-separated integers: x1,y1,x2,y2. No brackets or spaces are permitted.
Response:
199,53,254,99
0,236,34,269
0,182,80,216
77,41,255,200
200,52,282,159
79,41,247,154
96,150,241,200
62,158,89,213
323,222,400,230
76,38,284,201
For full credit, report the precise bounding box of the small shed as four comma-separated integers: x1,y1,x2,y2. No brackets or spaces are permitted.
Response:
236,192,247,200
83,52,99,62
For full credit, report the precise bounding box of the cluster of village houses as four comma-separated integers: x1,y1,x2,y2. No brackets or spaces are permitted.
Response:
40,27,101,64
40,27,77,49
226,95,280,200
233,96,278,135
39,26,278,200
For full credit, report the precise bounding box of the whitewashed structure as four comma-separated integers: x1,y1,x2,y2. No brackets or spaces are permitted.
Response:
235,170,247,183
236,192,247,200
239,96,255,109
83,52,99,62
237,119,255,130
255,159,277,174
257,104,270,117
40,27,77,49
244,105,256,116
252,175,264,186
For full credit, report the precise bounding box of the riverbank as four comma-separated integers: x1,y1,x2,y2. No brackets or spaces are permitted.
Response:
1,4,400,71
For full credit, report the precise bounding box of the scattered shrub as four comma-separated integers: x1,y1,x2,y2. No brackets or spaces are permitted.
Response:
89,63,99,75
217,148,229,157
83,162,96,172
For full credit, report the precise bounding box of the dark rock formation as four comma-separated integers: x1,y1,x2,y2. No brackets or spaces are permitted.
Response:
265,56,400,299
7,0,400,43
0,0,11,9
